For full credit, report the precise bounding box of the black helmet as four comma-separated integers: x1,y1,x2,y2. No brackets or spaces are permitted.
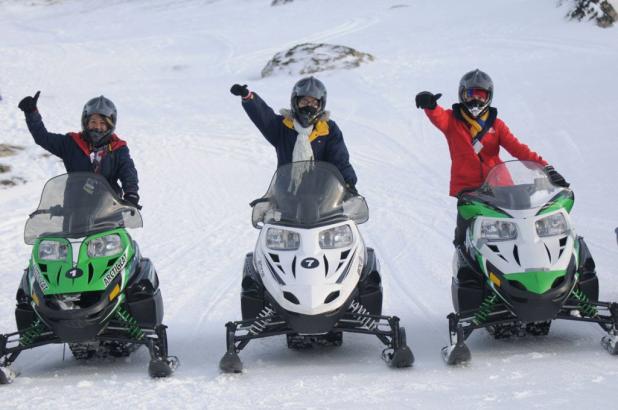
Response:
459,69,493,117
81,96,117,147
290,76,327,128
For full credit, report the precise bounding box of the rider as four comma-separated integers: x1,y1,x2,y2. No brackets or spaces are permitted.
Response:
18,91,140,207
414,69,569,248
230,76,358,194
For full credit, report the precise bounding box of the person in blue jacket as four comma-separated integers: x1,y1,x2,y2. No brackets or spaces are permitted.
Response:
18,91,140,207
230,76,358,194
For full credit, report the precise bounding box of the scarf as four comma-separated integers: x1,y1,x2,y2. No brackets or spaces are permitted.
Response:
289,120,315,194
460,108,490,154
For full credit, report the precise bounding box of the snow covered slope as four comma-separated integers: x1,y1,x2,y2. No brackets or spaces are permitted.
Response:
0,0,617,408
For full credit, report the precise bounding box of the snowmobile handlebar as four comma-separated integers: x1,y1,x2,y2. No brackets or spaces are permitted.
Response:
28,205,64,218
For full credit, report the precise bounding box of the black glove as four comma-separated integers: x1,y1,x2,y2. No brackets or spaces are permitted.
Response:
18,91,41,113
544,165,569,188
230,84,249,98
346,183,359,196
415,91,442,110
123,192,142,209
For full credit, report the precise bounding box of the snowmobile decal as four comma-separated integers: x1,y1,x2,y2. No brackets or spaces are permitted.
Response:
33,263,48,292
103,252,128,286
300,257,319,269
458,200,510,220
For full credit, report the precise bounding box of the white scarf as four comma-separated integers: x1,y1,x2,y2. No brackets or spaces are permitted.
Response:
292,119,314,162
289,120,315,193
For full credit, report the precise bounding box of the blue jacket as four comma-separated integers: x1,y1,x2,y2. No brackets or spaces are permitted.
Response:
25,112,139,197
241,92,357,186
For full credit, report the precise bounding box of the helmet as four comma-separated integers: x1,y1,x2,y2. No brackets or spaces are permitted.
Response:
458,69,493,118
290,76,327,128
81,96,117,147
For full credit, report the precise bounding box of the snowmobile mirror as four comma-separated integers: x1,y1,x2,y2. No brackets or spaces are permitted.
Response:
342,195,369,225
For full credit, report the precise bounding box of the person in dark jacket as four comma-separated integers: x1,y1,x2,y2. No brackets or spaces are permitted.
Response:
230,76,358,194
18,91,140,207
414,69,569,247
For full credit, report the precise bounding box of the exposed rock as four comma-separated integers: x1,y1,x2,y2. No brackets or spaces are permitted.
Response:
271,0,293,5
0,144,23,157
261,43,375,78
0,176,25,188
0,163,10,173
563,0,617,27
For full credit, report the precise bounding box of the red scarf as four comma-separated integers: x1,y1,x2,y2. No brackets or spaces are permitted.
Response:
68,132,128,174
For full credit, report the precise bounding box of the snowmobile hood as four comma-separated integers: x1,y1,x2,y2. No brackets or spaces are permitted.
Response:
483,257,577,322
31,229,135,295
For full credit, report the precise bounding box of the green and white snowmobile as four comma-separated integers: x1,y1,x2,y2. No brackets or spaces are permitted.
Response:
0,173,177,384
443,160,618,364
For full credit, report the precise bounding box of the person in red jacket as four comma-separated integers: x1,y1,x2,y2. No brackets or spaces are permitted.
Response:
415,69,569,247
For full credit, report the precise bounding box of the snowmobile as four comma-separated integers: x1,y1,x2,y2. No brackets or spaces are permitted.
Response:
443,160,618,364
219,161,413,373
0,173,177,384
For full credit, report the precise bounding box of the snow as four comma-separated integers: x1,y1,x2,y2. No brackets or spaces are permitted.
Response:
0,0,617,408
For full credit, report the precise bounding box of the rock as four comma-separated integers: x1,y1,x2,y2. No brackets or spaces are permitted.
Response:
0,144,23,157
271,0,293,5
261,43,375,78
0,164,10,173
565,0,617,27
0,176,26,188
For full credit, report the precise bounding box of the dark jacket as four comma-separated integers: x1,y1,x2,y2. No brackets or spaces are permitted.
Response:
25,112,139,197
241,92,357,186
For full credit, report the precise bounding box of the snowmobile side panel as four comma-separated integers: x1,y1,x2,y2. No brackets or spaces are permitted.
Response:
451,277,485,313
127,289,164,328
241,253,265,320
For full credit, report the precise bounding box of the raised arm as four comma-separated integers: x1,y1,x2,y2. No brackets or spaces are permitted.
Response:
415,91,450,132
19,91,70,158
231,84,282,146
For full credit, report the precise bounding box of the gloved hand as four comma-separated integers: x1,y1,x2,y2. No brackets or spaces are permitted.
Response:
544,165,570,188
18,91,41,113
230,84,250,98
124,192,142,209
346,183,359,196
415,91,442,110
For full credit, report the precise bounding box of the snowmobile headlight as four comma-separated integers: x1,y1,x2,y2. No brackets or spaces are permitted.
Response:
266,228,300,250
536,213,568,237
87,234,123,257
319,225,353,249
480,220,517,241
38,240,69,261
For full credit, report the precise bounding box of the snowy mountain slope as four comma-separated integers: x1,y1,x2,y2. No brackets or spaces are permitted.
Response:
0,0,617,408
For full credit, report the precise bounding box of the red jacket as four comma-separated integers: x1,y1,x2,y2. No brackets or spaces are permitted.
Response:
425,104,547,197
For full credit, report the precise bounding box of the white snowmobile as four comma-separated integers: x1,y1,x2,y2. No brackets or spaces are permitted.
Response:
443,160,618,364
219,161,413,372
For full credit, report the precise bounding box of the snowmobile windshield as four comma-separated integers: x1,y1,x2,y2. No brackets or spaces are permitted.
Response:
252,161,369,228
472,161,563,210
24,173,143,244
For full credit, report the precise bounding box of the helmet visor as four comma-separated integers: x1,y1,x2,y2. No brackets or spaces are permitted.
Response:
463,88,489,103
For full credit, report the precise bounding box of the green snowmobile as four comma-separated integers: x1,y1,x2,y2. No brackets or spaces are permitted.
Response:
0,173,177,384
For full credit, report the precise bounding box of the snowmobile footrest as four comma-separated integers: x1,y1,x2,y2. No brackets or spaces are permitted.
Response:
148,357,177,378
441,342,471,365
601,334,618,355
219,351,243,373
386,345,414,368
